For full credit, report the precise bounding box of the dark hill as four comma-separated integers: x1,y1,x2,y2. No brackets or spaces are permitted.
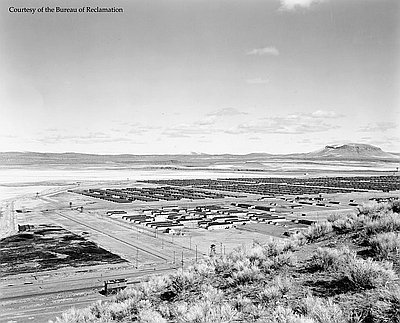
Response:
288,143,399,161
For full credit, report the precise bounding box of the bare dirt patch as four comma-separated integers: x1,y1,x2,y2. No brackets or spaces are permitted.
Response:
0,224,126,277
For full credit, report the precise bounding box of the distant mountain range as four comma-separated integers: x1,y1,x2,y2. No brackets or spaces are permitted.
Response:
0,144,398,166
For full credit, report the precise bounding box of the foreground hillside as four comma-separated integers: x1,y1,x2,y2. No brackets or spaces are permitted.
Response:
53,201,400,323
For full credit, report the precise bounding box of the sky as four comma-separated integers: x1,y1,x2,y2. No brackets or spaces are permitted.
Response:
0,0,399,154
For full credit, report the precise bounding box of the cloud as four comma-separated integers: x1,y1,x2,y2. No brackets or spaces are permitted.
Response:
163,109,342,138
246,78,269,85
279,0,325,11
246,46,279,56
43,127,61,132
310,110,342,118
108,122,155,134
195,118,217,126
226,120,337,135
0,134,18,139
225,110,342,135
358,122,398,133
127,124,155,134
36,132,135,144
163,124,215,138
207,108,248,117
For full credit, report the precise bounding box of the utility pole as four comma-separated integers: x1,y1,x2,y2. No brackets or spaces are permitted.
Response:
210,244,216,257
136,247,139,269
195,245,198,263
181,251,184,270
189,236,192,250
173,251,176,264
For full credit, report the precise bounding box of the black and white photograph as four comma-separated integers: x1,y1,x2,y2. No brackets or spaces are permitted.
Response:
1,0,399,322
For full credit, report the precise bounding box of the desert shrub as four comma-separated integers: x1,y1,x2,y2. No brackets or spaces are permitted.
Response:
369,232,400,259
391,200,400,213
301,222,333,242
192,261,216,277
310,247,354,271
247,244,266,264
327,213,345,223
365,213,400,235
258,276,292,305
54,298,143,322
157,303,171,319
138,308,166,323
271,252,297,270
174,300,239,323
52,307,96,323
232,295,269,321
332,218,357,233
113,286,142,303
211,241,297,285
201,285,224,301
258,285,282,306
105,298,138,321
344,257,397,290
89,300,107,319
170,269,199,294
370,286,400,323
231,294,253,312
231,262,262,286
328,212,367,233
358,202,390,218
299,296,346,323
212,254,237,276
326,202,400,236
310,247,397,290
262,239,297,257
291,232,307,246
113,275,172,305
261,306,315,323
141,275,172,296
227,246,248,262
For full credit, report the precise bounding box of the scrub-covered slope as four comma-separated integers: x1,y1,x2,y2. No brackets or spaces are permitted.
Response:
52,200,400,323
